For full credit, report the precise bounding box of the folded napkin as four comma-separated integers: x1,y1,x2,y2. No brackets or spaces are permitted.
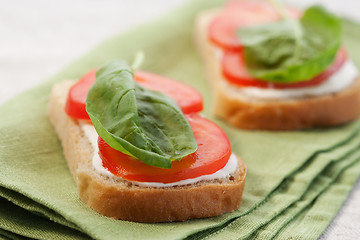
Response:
1,0,360,239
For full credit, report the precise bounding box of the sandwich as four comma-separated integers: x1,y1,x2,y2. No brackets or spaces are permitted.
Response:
195,0,360,130
47,60,246,223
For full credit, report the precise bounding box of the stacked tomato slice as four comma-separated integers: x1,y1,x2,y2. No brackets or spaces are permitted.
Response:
99,113,231,183
65,70,232,183
65,69,203,120
208,0,346,88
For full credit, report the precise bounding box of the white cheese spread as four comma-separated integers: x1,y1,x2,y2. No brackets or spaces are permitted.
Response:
80,122,238,188
237,61,358,99
215,47,358,99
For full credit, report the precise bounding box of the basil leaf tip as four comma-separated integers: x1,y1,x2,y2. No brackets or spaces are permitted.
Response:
86,60,197,168
237,5,342,83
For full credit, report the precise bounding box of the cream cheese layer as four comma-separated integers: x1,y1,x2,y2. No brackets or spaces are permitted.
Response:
215,46,359,99
237,61,358,99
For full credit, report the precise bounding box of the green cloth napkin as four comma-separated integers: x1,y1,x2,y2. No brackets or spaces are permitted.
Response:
1,0,360,239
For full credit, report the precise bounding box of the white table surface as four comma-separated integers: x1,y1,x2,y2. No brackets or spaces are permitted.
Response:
2,0,360,239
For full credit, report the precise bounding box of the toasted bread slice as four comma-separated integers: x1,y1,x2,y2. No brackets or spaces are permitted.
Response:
195,10,360,130
47,81,246,223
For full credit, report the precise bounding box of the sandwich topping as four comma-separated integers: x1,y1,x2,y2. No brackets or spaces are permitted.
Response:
65,69,203,120
230,55,358,99
80,116,238,187
85,60,198,169
65,62,237,185
208,0,358,98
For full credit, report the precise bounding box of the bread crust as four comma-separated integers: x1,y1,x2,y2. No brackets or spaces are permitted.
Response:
47,81,246,222
195,10,360,130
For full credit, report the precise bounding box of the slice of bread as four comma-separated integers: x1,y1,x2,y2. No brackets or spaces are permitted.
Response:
195,10,360,130
47,81,247,223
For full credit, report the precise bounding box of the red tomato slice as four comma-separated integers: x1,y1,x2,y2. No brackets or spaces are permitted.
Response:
135,71,203,114
224,0,278,13
98,114,232,183
65,69,96,120
65,70,203,120
208,0,300,51
222,48,347,89
208,16,245,52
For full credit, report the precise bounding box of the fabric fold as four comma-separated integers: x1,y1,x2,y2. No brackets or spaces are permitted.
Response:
0,187,79,231
273,160,360,239
0,197,88,240
202,140,360,239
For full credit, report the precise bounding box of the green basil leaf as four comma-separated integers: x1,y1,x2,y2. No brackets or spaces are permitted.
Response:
86,60,197,168
237,6,342,83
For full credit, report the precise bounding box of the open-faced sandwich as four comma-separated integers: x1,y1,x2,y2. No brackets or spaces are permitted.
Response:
47,60,246,222
196,0,360,130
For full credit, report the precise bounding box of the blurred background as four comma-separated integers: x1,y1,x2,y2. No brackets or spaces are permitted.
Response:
1,0,187,104
1,0,360,238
